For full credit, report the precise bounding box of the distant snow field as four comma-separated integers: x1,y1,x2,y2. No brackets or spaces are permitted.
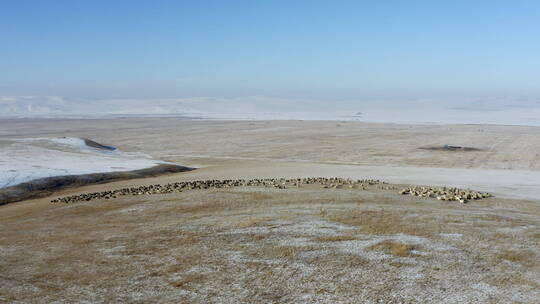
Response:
0,137,164,188
2,95,540,126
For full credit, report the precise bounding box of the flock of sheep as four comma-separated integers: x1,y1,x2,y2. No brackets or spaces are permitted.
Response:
50,177,491,204
399,186,491,203
50,177,382,203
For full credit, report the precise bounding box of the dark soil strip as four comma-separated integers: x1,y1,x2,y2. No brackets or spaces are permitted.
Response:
0,164,194,205
419,145,484,152
83,138,117,151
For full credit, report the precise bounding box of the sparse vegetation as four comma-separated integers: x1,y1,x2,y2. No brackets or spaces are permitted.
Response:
233,216,274,228
1,185,538,303
313,234,358,242
169,273,206,289
323,210,433,236
255,245,314,259
368,240,418,257
497,250,536,266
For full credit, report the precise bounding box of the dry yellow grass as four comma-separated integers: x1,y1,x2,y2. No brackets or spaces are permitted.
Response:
244,244,318,260
232,216,275,229
2,118,540,303
313,234,358,242
1,186,539,303
323,210,434,237
169,273,206,289
368,240,418,257
497,250,536,266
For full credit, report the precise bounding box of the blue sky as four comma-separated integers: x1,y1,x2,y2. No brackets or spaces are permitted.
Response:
1,0,540,100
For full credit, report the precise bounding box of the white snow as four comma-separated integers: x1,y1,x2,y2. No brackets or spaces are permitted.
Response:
0,137,164,188
2,95,540,126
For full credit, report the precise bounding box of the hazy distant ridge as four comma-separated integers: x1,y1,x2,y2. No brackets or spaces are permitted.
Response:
2,95,540,125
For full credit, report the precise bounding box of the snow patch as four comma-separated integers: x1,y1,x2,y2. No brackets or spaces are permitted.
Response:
0,137,164,188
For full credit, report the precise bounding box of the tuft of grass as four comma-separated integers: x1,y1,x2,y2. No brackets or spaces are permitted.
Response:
248,233,266,241
306,253,369,271
248,244,317,260
232,216,274,228
248,192,274,201
313,234,357,242
497,250,535,266
323,210,431,236
169,273,205,289
368,240,417,257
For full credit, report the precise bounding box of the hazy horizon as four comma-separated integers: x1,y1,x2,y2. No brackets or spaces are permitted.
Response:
2,1,540,123
1,94,540,126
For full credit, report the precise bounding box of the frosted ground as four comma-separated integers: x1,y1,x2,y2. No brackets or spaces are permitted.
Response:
2,118,540,199
0,137,164,188
1,118,539,303
1,176,538,303
2,95,539,191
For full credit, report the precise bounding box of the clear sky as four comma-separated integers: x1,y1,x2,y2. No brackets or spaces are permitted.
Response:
1,0,540,100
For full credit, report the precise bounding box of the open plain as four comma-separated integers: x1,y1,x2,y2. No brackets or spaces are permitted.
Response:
1,118,539,303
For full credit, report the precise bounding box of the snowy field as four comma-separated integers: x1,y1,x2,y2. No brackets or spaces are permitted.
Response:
2,95,540,126
0,137,164,188
2,96,540,191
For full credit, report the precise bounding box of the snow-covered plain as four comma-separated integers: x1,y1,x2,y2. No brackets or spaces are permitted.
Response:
0,137,164,188
2,95,540,126
2,95,540,190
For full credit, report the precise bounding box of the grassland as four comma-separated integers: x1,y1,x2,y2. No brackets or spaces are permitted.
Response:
2,118,540,303
1,185,538,303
